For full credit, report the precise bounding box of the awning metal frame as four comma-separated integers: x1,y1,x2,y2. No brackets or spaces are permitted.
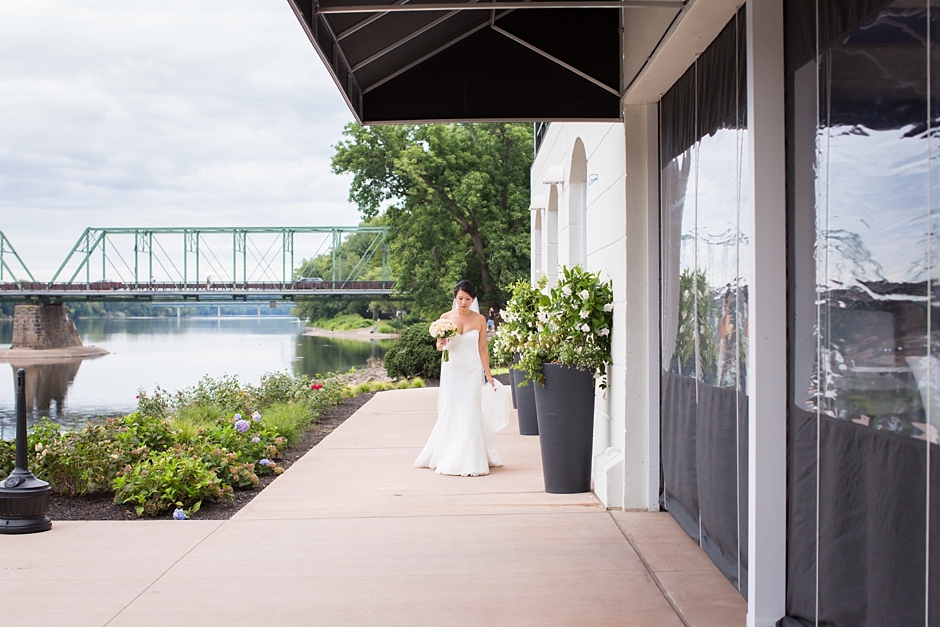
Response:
318,1,684,13
288,0,683,122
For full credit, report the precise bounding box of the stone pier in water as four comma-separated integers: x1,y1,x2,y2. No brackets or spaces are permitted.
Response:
11,304,83,350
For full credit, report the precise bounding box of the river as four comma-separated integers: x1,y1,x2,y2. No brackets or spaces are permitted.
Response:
0,316,395,438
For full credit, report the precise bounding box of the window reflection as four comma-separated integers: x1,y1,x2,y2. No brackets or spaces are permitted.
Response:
799,4,940,443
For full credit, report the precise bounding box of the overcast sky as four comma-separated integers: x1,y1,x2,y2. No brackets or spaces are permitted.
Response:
0,0,359,278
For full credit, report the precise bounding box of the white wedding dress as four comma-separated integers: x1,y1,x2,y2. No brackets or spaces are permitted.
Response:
414,328,509,476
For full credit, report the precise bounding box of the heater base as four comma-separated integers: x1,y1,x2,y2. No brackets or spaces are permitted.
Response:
0,515,52,535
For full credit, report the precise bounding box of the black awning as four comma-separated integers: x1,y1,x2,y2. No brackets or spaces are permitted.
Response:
288,0,682,123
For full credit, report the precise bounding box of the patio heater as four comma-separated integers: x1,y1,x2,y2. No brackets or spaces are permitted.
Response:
0,369,52,534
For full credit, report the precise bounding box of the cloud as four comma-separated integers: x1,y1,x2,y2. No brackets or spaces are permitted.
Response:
0,0,360,277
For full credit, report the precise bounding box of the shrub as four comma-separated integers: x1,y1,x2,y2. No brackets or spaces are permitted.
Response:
384,323,441,379
396,379,411,390
30,421,115,496
0,439,13,477
355,382,372,395
410,377,425,388
113,450,233,517
376,323,397,334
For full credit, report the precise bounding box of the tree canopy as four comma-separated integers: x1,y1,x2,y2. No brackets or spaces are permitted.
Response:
331,123,533,317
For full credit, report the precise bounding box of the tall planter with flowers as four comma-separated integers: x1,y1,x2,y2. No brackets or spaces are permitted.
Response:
520,265,613,494
493,278,545,435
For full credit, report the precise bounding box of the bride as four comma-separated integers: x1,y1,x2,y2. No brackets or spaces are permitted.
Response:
414,279,508,476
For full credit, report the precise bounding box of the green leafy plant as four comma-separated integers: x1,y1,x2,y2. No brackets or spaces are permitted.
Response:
492,277,546,367
0,439,13,477
112,450,232,517
519,265,614,388
384,323,442,379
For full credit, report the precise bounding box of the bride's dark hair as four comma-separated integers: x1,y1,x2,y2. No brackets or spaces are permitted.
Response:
453,279,477,299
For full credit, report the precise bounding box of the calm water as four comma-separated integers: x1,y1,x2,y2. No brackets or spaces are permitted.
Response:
0,316,394,438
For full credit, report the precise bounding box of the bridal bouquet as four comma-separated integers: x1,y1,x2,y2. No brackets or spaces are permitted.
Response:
429,319,460,362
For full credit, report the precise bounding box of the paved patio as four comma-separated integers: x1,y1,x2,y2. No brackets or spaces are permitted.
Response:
1,388,745,626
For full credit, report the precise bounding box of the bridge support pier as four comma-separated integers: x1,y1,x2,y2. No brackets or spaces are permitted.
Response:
12,304,83,350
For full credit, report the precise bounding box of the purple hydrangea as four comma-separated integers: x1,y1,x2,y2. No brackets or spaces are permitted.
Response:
172,508,187,521
251,436,261,444
234,419,250,433
259,458,272,466
252,412,262,422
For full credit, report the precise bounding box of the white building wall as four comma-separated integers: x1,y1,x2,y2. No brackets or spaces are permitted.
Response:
531,122,630,509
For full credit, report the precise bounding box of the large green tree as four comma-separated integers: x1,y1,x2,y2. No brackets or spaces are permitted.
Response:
332,123,532,317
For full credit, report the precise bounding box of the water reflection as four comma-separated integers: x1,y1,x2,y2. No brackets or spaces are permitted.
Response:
293,334,395,378
0,317,392,437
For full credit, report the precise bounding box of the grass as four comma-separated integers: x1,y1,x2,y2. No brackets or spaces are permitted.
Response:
260,402,314,446
169,403,226,440
311,313,374,331
376,323,397,334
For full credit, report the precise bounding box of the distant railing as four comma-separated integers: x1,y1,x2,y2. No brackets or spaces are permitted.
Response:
3,280,397,293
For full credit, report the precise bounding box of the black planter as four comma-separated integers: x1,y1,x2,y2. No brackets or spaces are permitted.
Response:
533,363,595,493
510,367,539,436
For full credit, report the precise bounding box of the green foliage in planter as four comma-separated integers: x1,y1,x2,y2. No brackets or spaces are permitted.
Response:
384,323,442,379
113,450,233,517
519,265,614,388
492,277,546,367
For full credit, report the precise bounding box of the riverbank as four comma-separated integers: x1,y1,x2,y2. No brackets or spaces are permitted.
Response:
0,346,109,363
303,325,399,340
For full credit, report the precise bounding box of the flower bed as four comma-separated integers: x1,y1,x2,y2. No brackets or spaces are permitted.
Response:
0,372,422,519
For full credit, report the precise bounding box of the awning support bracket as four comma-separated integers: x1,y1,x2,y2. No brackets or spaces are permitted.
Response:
490,25,621,97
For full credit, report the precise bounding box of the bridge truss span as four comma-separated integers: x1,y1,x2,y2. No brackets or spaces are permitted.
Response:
0,226,399,302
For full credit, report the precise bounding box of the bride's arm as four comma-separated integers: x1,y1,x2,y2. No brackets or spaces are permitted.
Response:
478,319,495,388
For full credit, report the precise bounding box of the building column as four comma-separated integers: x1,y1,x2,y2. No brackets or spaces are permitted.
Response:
623,103,661,511
745,1,787,625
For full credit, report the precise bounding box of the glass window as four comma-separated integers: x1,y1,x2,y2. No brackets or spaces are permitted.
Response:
659,8,749,596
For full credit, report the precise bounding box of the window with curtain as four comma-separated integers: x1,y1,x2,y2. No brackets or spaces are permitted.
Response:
785,0,940,624
659,7,749,597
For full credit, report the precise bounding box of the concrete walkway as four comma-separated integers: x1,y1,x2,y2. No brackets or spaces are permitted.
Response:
1,388,745,626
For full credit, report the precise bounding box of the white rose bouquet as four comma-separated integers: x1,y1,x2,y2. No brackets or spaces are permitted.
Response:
429,319,460,362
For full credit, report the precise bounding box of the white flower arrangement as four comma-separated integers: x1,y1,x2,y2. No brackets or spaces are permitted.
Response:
491,277,546,366
518,265,614,388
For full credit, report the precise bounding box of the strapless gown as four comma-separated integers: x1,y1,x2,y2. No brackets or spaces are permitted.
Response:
414,329,509,476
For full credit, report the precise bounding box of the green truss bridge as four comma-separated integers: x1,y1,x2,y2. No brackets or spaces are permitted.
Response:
0,227,396,303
